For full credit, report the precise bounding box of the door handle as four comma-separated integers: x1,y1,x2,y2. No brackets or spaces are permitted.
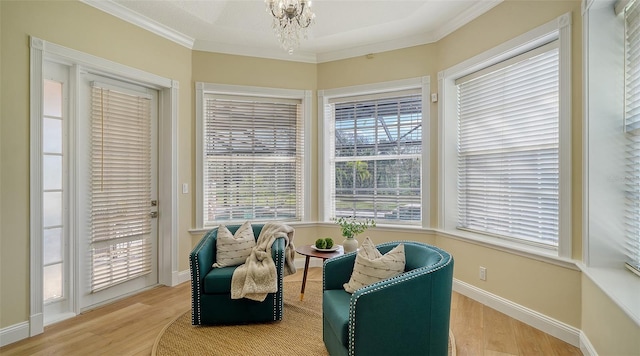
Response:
150,211,158,218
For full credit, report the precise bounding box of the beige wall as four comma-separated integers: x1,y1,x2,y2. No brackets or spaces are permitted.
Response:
437,236,582,326
193,51,318,90
1,1,638,354
317,44,441,226
316,0,584,328
432,0,584,328
582,275,640,355
436,0,584,261
0,0,193,327
190,51,320,248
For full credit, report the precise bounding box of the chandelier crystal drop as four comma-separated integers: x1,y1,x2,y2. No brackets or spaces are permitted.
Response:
265,0,316,55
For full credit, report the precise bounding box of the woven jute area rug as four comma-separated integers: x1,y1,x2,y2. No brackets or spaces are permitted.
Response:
152,280,455,356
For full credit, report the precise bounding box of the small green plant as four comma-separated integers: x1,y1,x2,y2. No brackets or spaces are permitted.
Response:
315,238,327,249
315,237,334,249
335,217,376,239
324,237,334,249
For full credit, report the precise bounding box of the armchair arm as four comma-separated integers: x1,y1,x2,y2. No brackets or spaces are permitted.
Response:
190,228,218,325
270,236,286,275
323,252,357,290
349,258,454,356
190,228,218,293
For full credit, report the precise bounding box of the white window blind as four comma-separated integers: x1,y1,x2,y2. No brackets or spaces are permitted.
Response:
90,84,152,292
625,0,640,276
456,41,560,247
203,94,304,225
328,92,422,223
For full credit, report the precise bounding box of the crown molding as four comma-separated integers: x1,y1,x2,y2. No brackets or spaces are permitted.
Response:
194,31,438,64
193,40,319,64
433,0,503,41
80,0,195,49
81,0,503,64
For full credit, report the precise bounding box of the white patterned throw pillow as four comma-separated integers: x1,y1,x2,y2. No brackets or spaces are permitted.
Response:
343,237,405,293
212,221,256,268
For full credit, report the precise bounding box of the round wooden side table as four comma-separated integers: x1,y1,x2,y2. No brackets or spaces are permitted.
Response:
295,244,344,301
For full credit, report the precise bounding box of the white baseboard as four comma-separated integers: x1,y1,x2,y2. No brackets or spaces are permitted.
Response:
580,330,599,356
0,321,30,347
5,267,590,350
453,279,581,347
30,312,43,336
172,269,191,286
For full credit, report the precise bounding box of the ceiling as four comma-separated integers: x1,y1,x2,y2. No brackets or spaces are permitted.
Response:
82,0,503,63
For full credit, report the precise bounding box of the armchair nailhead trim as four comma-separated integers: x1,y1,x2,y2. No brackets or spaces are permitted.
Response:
322,263,326,290
344,241,453,356
273,246,285,321
191,255,200,325
190,230,215,325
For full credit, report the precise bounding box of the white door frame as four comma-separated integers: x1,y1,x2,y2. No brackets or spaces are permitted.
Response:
29,36,179,335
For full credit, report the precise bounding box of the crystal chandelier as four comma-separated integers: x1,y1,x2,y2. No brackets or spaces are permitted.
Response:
265,0,316,55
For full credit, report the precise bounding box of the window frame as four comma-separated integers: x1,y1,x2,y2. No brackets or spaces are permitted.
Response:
195,82,312,229
438,13,572,259
622,0,640,277
42,64,69,312
583,0,640,326
318,77,430,227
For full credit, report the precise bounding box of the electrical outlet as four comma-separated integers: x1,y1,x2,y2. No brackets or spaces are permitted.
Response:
479,266,487,281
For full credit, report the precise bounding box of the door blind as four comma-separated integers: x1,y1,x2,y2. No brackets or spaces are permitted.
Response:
203,94,304,225
625,0,640,275
90,84,152,292
456,43,560,247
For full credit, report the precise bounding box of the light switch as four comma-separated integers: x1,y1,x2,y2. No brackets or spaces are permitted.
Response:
182,183,189,194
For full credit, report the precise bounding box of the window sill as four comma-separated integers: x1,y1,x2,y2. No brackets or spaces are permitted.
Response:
578,263,640,327
189,223,576,270
316,221,436,235
435,228,579,270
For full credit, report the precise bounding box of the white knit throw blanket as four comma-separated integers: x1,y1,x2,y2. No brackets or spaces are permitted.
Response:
230,222,296,301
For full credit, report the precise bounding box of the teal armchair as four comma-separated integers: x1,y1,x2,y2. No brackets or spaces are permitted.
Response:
190,223,285,325
322,241,454,356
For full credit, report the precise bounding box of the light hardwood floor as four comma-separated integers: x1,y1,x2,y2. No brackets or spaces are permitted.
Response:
1,267,582,355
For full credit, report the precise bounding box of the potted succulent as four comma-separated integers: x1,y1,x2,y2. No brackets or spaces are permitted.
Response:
335,216,376,252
